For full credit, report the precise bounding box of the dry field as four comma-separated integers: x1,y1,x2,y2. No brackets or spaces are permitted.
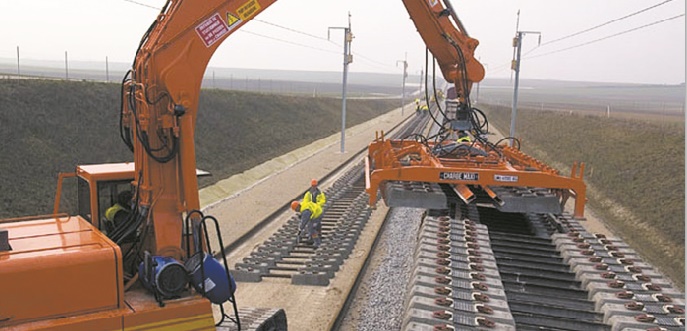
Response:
0,79,399,219
480,83,685,289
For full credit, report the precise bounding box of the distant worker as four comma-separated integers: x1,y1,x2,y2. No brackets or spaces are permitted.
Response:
419,104,429,115
414,98,421,113
104,190,133,232
303,179,326,208
291,200,323,248
457,130,472,143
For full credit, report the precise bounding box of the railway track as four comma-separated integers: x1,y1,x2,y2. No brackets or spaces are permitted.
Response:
229,107,432,286
216,106,684,330
399,210,685,331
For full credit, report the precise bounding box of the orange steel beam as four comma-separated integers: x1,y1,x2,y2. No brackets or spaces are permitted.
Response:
480,185,503,206
453,184,475,204
366,139,587,218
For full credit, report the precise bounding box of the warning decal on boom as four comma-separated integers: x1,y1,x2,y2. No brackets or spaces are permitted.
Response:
195,13,230,47
226,13,241,28
238,0,261,20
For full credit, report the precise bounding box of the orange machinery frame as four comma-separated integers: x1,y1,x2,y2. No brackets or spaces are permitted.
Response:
365,0,586,218
365,132,587,218
0,214,216,330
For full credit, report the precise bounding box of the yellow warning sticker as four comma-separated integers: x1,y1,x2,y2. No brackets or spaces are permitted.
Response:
237,0,261,20
226,12,241,27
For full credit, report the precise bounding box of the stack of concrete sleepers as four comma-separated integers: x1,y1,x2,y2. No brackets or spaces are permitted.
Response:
402,215,516,330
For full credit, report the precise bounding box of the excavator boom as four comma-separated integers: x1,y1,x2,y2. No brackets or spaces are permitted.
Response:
121,0,276,257
402,0,485,103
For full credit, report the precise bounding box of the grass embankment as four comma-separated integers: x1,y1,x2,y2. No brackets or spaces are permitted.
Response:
0,79,399,219
482,104,685,289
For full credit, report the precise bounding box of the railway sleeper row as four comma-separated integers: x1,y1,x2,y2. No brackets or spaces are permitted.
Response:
479,209,610,331
229,109,427,287
550,214,685,330
402,215,516,330
232,165,373,286
401,208,685,331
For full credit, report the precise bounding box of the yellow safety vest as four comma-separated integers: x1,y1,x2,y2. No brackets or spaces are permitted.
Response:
304,188,326,207
300,200,323,219
105,204,126,222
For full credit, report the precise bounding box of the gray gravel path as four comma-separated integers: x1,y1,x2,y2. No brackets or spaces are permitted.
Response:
338,207,423,331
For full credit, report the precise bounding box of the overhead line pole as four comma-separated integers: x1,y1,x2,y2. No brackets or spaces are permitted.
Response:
329,12,354,154
510,30,541,147
397,52,408,116
65,51,69,81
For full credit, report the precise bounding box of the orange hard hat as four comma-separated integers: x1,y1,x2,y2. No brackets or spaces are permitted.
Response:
311,179,318,186
290,201,300,211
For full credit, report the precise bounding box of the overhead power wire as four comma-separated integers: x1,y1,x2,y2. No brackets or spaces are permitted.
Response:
239,30,341,55
490,7,683,74
541,0,676,47
352,52,398,70
254,19,330,42
253,19,397,70
527,13,685,60
122,0,159,10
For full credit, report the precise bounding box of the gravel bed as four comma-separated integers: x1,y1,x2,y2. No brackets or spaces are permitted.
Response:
338,207,424,331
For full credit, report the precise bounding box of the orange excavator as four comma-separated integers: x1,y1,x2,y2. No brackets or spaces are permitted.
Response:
0,0,586,330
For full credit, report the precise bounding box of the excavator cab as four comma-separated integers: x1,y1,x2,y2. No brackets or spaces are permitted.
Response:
55,162,210,233
73,163,136,232
53,163,136,233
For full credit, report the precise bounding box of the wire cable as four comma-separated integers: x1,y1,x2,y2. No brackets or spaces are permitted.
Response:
424,48,445,129
254,19,330,42
253,19,397,70
431,56,448,121
122,0,160,10
239,30,341,55
527,13,684,60
541,0,676,47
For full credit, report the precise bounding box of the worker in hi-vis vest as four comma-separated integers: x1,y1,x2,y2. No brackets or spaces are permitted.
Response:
303,179,326,208
291,199,323,248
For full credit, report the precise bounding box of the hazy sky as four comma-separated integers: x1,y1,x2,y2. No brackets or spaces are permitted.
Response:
1,0,684,84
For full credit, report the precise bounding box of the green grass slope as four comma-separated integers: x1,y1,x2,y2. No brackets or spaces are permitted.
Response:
0,79,398,219
483,104,685,289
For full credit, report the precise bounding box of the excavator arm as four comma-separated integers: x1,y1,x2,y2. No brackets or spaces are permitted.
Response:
120,0,277,257
402,0,485,104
